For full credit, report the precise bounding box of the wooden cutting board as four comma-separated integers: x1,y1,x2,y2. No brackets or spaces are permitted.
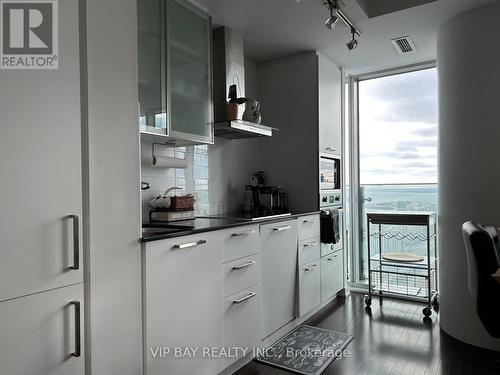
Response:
382,252,424,262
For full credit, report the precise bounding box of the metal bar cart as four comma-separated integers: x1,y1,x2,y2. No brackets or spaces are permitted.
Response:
364,212,438,317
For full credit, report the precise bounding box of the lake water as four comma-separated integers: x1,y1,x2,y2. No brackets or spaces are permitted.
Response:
361,184,438,212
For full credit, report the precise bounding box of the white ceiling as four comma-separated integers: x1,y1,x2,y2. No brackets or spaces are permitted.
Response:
195,0,496,74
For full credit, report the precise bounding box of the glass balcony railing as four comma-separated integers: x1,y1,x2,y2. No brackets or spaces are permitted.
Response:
357,184,438,283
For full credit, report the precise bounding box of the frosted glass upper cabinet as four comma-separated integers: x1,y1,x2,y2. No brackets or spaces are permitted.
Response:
167,0,213,144
138,0,166,135
137,0,213,144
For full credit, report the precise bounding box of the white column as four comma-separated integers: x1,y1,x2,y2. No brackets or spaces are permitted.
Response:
438,2,500,351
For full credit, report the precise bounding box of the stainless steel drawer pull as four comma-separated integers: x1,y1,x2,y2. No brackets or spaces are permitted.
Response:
231,229,256,237
173,240,207,249
232,260,256,270
70,301,81,357
66,215,80,270
273,225,291,232
304,264,318,271
303,219,316,224
303,242,319,247
327,255,338,261
232,292,257,304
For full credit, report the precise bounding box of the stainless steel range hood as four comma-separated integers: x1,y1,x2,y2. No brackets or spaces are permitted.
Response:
213,27,275,139
214,120,275,139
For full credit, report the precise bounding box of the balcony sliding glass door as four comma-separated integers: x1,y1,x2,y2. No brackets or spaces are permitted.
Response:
346,65,438,287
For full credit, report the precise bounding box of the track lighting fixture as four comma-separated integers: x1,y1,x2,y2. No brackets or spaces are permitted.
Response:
323,0,361,51
324,1,339,30
346,27,358,50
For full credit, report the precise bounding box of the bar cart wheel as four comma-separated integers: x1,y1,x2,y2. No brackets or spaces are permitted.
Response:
364,295,372,307
422,307,432,317
431,293,439,308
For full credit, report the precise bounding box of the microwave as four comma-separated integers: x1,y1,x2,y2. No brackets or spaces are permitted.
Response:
319,153,341,191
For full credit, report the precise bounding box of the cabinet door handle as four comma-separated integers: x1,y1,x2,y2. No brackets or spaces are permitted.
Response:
273,225,291,232
231,229,255,237
232,260,256,270
304,264,318,272
66,215,80,270
70,301,81,358
232,292,257,304
326,147,337,152
327,255,339,261
302,219,316,224
173,240,207,249
303,241,319,247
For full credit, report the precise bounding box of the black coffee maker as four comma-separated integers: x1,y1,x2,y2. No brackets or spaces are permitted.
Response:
243,185,288,218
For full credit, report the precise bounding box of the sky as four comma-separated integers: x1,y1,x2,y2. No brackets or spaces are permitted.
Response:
359,68,438,185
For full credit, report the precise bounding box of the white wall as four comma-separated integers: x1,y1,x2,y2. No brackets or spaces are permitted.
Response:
438,2,500,351
140,138,260,221
85,0,143,373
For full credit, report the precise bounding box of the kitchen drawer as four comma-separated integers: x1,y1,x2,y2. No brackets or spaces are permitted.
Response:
298,260,321,316
223,285,261,367
298,237,321,266
321,250,344,302
298,214,320,241
223,254,260,297
223,224,260,263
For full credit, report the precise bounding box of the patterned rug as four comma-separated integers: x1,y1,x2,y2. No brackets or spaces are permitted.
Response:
256,325,354,375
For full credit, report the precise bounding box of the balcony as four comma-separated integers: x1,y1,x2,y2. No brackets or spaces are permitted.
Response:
357,183,438,284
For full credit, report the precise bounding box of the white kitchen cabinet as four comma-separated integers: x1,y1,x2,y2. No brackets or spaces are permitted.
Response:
321,250,344,302
143,231,223,375
167,0,213,144
260,219,298,338
298,214,320,241
0,0,82,303
298,260,321,316
0,283,84,375
223,254,260,297
318,54,342,154
223,285,261,367
298,237,321,266
222,226,261,369
297,214,321,316
138,0,213,145
222,224,260,263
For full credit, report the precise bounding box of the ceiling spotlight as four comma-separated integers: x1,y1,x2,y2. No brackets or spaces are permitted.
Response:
325,8,338,30
323,0,361,48
346,28,358,50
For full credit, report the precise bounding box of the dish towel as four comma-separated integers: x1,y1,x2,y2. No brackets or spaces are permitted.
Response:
321,208,340,244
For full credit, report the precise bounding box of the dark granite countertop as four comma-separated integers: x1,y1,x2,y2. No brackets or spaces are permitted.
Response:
140,211,320,243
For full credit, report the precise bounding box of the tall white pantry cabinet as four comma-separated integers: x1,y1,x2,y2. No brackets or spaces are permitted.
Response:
0,0,85,374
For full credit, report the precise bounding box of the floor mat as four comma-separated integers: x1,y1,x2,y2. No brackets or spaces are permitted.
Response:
256,325,354,374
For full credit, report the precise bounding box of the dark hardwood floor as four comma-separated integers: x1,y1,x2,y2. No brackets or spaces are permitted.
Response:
235,293,500,375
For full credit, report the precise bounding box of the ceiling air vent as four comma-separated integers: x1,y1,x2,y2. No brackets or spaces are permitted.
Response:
391,36,416,55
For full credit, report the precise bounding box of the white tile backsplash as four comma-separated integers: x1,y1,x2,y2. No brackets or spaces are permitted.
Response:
140,137,260,223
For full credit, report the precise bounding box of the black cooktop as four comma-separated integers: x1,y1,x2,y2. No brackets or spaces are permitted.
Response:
141,212,316,242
